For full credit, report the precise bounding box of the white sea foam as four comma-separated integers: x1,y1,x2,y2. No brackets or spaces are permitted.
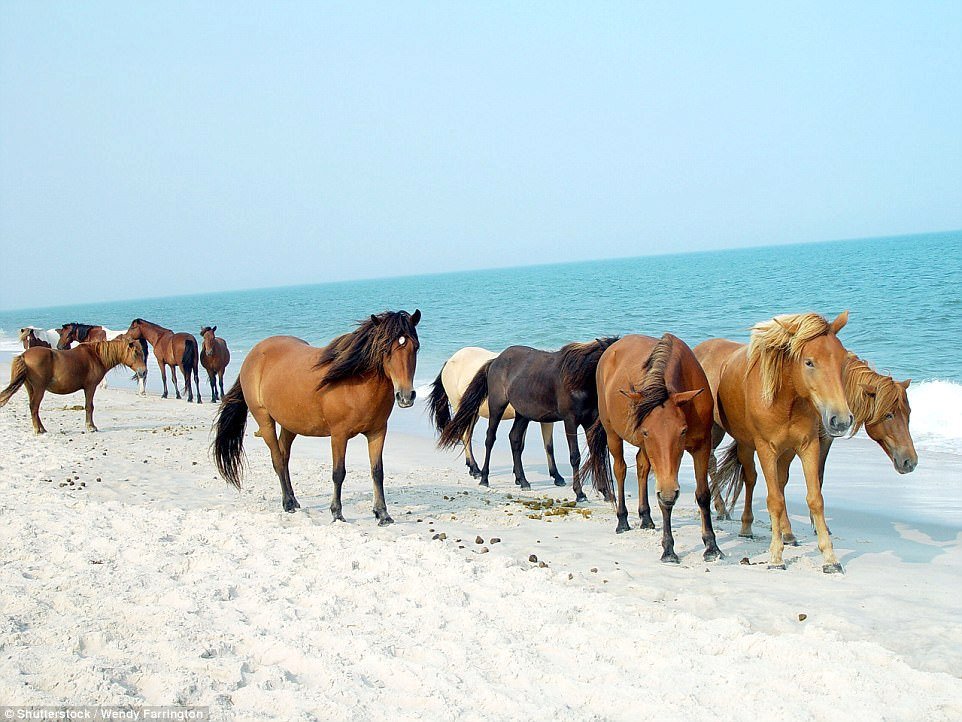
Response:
907,380,962,455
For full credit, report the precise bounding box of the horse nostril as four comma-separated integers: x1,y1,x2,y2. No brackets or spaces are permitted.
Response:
410,390,416,402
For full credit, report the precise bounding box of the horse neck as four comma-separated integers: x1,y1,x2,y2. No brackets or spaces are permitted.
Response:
138,322,169,344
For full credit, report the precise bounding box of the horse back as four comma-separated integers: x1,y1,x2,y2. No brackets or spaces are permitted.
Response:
488,346,566,422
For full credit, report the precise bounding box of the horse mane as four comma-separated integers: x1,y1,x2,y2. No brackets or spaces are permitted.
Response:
90,336,136,370
559,336,620,394
629,334,673,428
747,312,834,404
314,311,419,390
68,322,97,342
843,353,909,435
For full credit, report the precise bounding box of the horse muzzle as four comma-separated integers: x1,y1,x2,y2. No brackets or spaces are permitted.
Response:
824,411,854,437
656,489,679,508
395,390,416,408
892,452,918,474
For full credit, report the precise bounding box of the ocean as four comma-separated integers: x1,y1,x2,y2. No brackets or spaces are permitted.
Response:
2,230,961,452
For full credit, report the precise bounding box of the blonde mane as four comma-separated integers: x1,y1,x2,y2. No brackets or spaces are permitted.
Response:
843,353,909,434
90,336,137,370
747,313,834,403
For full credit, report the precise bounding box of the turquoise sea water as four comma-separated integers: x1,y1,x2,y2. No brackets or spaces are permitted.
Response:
2,231,960,384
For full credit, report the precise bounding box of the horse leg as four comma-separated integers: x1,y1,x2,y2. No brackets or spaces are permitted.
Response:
329,433,348,522
710,424,731,519
278,427,299,511
463,417,481,478
218,370,226,400
777,453,798,546
658,480,679,564
208,370,218,403
259,421,297,513
158,361,169,399
692,444,722,561
83,385,98,432
26,382,46,434
814,436,833,534
800,442,843,573
756,447,787,569
566,418,589,502
170,364,181,399
479,402,507,488
610,435,630,533
737,443,759,538
508,416,531,489
367,428,393,526
542,422,565,486
635,449,654,529
194,364,202,404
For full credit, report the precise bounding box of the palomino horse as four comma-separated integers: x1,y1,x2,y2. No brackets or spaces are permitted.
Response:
428,347,563,483
199,326,231,402
127,318,201,402
694,311,853,573
711,352,917,537
19,328,51,349
581,334,721,563
213,310,421,519
55,323,108,349
0,336,147,433
438,337,619,500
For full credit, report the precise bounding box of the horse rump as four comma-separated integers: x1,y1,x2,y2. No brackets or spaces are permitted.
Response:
426,367,451,435
438,361,491,448
212,379,249,488
0,355,28,407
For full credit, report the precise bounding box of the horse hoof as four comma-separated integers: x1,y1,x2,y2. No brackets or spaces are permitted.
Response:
768,563,787,571
331,512,346,522
782,534,799,547
660,551,680,564
377,516,395,527
161,393,168,399
553,477,566,487
738,532,755,539
615,522,630,534
716,512,732,521
514,478,521,485
519,482,531,490
639,515,655,530
822,562,844,574
478,479,489,487
704,547,723,562
575,493,588,503
283,498,299,513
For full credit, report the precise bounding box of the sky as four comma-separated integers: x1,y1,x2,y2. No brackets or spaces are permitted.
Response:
1,2,960,309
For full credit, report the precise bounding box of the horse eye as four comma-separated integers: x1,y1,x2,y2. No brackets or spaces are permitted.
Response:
885,412,894,420
804,359,815,368
641,429,648,438
680,427,687,436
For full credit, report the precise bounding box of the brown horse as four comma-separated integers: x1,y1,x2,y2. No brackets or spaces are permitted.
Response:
126,318,201,402
694,312,853,573
55,323,108,349
712,351,917,536
580,334,721,563
19,328,51,349
199,326,231,402
213,310,421,519
0,336,147,433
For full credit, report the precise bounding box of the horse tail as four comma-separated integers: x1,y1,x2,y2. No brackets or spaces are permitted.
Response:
0,355,29,407
710,440,744,512
580,418,614,503
426,366,452,436
438,361,490,448
212,379,249,488
181,337,198,392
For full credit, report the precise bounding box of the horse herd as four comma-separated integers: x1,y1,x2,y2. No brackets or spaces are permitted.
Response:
4,309,915,574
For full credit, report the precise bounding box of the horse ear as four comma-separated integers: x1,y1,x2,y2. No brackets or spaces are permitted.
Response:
370,315,380,325
830,310,849,334
899,378,911,390
411,309,421,326
860,382,877,397
212,326,217,333
671,388,704,406
619,385,644,402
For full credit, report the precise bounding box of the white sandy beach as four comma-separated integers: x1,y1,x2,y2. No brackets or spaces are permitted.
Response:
0,365,961,721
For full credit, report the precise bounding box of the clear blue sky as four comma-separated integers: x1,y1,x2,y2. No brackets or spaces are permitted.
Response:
1,2,960,309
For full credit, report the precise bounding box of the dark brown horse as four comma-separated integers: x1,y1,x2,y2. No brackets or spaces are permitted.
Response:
0,337,147,433
199,326,231,402
55,323,108,349
213,310,421,519
694,312,852,573
581,334,721,563
126,318,201,402
438,337,619,500
19,328,51,349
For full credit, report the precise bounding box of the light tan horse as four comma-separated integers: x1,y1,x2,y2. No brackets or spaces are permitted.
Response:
213,310,420,520
19,328,51,349
199,326,231,402
581,334,721,563
712,352,917,537
126,318,201,402
694,312,853,573
0,336,148,433
427,347,562,483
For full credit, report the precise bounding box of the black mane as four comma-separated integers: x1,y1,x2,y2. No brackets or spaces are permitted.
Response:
314,311,419,389
629,334,674,428
559,336,620,394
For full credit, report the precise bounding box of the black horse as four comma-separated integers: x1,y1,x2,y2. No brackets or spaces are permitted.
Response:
438,337,618,501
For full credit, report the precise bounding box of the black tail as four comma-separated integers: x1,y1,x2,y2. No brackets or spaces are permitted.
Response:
710,440,744,512
438,361,491,448
212,379,249,488
426,366,452,435
0,355,28,407
579,418,614,503
181,337,198,393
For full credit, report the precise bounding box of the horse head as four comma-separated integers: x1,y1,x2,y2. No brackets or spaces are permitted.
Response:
380,309,421,408
55,324,76,349
862,378,917,474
